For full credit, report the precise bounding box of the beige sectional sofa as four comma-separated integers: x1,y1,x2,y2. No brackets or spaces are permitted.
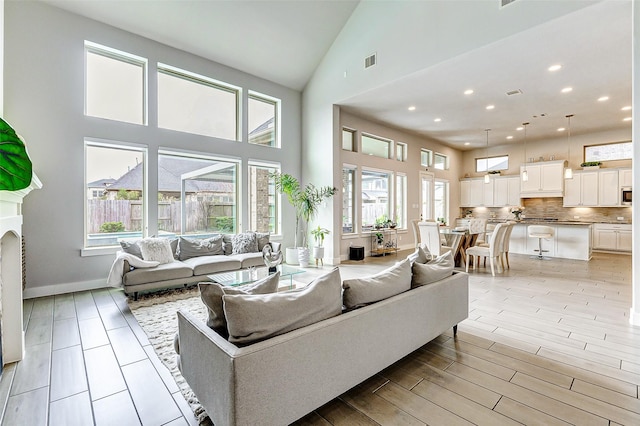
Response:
176,266,469,426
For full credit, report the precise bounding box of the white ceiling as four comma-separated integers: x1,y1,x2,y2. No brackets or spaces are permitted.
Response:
42,0,632,150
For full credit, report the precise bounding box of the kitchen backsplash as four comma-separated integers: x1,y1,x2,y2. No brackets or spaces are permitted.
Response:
461,198,632,223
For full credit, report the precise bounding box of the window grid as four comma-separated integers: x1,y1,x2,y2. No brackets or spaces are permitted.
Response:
248,92,280,148
421,149,432,167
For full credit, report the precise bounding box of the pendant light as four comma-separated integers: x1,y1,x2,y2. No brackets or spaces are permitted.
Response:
564,114,574,179
484,129,491,184
522,122,529,182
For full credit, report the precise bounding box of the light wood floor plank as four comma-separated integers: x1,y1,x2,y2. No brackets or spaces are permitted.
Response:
48,391,93,426
78,317,110,350
74,291,100,321
571,379,640,414
53,293,76,321
50,345,87,402
314,398,379,426
52,318,81,350
84,345,127,401
93,390,141,426
494,396,573,426
2,387,48,426
10,342,51,396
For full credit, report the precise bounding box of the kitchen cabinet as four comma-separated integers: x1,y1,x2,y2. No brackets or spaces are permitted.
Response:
619,168,632,188
494,176,521,207
509,223,592,260
461,178,494,206
460,180,471,206
520,160,565,198
598,170,619,206
592,223,631,252
563,171,598,207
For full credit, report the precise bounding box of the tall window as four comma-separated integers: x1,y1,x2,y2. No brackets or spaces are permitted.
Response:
396,142,407,162
434,180,449,225
361,134,391,159
434,153,449,170
342,128,355,152
361,170,390,230
249,162,279,233
85,42,146,125
476,155,508,172
584,141,632,162
420,149,432,167
248,92,279,147
85,141,146,248
342,167,356,233
158,64,239,140
395,174,407,229
158,151,238,235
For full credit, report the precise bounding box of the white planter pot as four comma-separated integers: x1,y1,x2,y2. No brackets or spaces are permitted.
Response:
285,247,299,265
297,247,310,268
312,246,324,259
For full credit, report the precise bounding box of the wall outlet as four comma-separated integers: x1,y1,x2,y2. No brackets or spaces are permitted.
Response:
617,217,625,220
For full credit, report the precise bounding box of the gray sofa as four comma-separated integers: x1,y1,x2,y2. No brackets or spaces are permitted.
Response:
121,241,280,299
176,270,469,426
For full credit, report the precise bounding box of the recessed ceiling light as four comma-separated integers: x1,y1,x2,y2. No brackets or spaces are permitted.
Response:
557,127,565,132
506,136,513,140
516,126,524,131
621,106,632,111
623,117,632,121
597,96,609,102
408,106,416,111
464,89,474,95
561,87,573,93
486,105,495,110
548,64,562,72
434,118,442,122
464,142,470,146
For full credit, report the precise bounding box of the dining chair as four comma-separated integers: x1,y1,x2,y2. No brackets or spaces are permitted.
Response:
501,221,516,269
468,218,487,245
417,221,452,258
410,219,421,248
465,222,507,276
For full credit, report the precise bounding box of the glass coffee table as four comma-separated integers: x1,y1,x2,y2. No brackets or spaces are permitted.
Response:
207,264,305,289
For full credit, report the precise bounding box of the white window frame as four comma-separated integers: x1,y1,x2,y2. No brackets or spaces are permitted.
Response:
434,179,449,226
420,149,432,167
248,91,281,148
342,128,356,152
361,133,392,159
395,173,407,229
434,152,449,170
361,167,391,231
584,141,632,162
248,160,281,235
342,165,357,234
396,142,407,162
476,155,509,172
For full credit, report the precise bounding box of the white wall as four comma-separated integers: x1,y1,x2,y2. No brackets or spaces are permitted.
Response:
4,2,302,296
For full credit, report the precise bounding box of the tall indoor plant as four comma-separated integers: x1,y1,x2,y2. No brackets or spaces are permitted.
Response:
271,172,336,266
0,118,33,191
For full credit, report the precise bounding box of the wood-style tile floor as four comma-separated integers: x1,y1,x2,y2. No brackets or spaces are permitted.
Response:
2,251,636,425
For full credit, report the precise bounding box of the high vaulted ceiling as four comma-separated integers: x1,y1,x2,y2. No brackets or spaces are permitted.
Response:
42,0,632,150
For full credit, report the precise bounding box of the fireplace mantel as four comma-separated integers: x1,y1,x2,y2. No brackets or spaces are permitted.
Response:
0,174,42,364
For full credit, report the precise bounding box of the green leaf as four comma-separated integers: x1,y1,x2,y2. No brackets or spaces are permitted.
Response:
0,118,32,191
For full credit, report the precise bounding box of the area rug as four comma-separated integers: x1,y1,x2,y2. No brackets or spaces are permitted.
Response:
128,287,212,425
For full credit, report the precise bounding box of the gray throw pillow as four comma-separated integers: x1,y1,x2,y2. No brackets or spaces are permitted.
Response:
411,251,454,288
199,272,280,335
222,235,233,255
255,232,270,251
342,258,412,309
120,240,142,259
407,246,430,265
224,267,342,345
137,238,174,264
178,235,223,261
232,232,258,254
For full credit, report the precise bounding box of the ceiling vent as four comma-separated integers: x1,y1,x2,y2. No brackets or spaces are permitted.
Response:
364,53,377,69
506,89,523,96
501,0,518,7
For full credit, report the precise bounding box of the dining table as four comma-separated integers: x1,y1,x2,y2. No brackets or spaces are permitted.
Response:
440,228,481,267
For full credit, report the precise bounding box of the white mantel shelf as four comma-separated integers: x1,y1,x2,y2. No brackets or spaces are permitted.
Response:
0,174,42,364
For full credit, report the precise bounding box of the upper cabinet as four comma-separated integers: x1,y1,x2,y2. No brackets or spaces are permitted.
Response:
460,176,520,207
619,168,632,188
563,171,598,207
520,160,565,198
598,169,620,206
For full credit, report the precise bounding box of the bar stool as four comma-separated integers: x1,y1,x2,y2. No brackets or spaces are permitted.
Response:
528,225,554,260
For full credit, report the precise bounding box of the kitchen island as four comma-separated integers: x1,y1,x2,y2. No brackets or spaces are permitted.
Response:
508,221,593,261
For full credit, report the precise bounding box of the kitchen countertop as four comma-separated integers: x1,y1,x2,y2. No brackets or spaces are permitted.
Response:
485,219,632,226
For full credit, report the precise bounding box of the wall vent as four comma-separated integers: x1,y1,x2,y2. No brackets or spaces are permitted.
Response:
501,0,518,7
506,89,523,96
364,53,377,69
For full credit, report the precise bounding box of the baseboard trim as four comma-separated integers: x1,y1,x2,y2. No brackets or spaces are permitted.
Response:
23,279,108,299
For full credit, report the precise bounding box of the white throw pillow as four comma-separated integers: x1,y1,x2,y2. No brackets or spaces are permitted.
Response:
138,238,174,264
223,267,342,345
407,246,431,265
342,258,412,309
411,250,454,288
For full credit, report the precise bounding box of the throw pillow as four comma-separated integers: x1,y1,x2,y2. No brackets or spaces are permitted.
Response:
224,267,342,345
255,232,270,251
222,235,233,255
342,258,411,309
178,235,223,261
199,272,280,335
120,240,143,259
138,238,174,264
232,232,258,254
411,250,454,288
407,245,431,265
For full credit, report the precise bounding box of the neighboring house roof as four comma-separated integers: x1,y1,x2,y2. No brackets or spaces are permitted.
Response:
107,157,234,193
87,178,116,189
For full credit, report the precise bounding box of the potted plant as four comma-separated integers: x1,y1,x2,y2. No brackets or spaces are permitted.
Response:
0,118,33,191
374,232,384,249
310,226,330,266
271,172,336,267
580,161,602,170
